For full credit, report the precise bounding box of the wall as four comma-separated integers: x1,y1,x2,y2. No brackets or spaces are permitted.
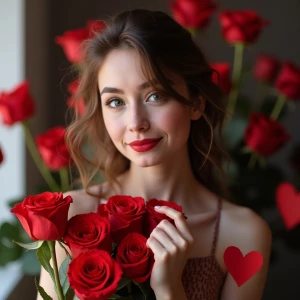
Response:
0,0,25,299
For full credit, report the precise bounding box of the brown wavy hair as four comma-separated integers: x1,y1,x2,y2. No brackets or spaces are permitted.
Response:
65,9,231,199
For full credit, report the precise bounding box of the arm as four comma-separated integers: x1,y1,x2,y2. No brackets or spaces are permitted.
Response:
37,242,68,300
219,209,272,300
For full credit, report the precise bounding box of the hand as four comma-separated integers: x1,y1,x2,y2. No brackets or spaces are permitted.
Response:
146,205,194,297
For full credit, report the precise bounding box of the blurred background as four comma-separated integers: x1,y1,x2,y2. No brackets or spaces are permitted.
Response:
0,0,300,299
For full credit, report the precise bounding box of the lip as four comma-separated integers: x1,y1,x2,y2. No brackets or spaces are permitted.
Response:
128,138,162,146
128,138,162,152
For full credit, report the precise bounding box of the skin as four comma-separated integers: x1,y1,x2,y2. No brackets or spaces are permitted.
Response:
38,48,272,300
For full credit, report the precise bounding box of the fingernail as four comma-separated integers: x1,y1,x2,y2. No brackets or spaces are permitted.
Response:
154,206,161,210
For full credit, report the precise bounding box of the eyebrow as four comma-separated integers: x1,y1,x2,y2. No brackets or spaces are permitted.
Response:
100,79,174,96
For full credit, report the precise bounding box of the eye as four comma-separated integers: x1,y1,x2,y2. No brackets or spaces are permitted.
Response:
147,92,164,102
105,98,124,109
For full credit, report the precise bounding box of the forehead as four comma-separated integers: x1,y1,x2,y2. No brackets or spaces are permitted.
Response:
97,48,187,94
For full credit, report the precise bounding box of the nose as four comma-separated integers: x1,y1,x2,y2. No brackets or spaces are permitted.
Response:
127,104,150,132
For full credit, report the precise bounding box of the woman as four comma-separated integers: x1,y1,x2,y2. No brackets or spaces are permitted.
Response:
38,9,271,300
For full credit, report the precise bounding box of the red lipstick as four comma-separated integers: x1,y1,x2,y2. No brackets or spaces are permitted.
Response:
128,138,162,152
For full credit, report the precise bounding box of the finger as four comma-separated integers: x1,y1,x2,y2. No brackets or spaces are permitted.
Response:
146,236,168,260
155,206,194,243
157,219,188,250
150,227,177,253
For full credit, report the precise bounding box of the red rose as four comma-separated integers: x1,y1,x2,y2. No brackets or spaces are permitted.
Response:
0,81,35,126
98,195,146,244
67,79,85,116
210,62,232,95
68,249,123,300
144,199,187,237
275,62,300,100
55,28,90,63
116,232,154,283
63,213,112,257
253,54,280,83
36,126,71,170
170,0,216,29
10,192,72,241
55,20,106,63
244,113,290,156
218,10,268,44
0,146,3,165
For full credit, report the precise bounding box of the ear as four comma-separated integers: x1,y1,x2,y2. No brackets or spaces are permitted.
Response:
190,96,206,121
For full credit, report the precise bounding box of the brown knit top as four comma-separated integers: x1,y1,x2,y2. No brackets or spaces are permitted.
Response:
181,197,226,300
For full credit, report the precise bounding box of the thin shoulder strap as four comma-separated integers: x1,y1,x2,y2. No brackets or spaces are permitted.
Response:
210,197,222,256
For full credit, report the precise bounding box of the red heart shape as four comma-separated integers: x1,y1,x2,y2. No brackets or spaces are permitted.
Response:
276,182,300,230
223,246,263,287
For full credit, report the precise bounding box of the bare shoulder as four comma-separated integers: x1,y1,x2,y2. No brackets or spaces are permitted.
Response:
220,199,272,253
63,184,104,219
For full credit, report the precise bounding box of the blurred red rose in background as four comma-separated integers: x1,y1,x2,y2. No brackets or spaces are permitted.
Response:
253,54,281,83
244,113,290,156
211,62,232,94
55,20,106,63
36,126,71,170
0,81,35,126
275,62,300,99
170,0,216,29
218,10,268,44
67,79,85,116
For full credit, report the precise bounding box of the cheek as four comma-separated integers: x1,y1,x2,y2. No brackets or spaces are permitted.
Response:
156,105,190,133
102,114,123,140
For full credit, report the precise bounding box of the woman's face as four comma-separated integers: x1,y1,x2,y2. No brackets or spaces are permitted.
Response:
97,48,201,168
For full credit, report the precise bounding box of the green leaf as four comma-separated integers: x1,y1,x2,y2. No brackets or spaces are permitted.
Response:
34,277,53,300
73,295,80,300
13,240,44,250
36,241,55,283
0,241,23,266
59,255,71,295
132,280,152,298
117,276,131,290
0,221,23,241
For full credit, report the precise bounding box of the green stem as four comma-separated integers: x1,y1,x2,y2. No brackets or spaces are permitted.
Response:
226,43,245,122
270,93,286,120
22,121,61,192
248,152,258,169
48,241,64,300
59,168,69,192
127,282,134,300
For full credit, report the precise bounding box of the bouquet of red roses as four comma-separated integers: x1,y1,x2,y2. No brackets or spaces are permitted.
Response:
10,191,186,300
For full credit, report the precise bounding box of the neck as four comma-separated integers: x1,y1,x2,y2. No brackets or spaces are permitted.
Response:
118,146,203,208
